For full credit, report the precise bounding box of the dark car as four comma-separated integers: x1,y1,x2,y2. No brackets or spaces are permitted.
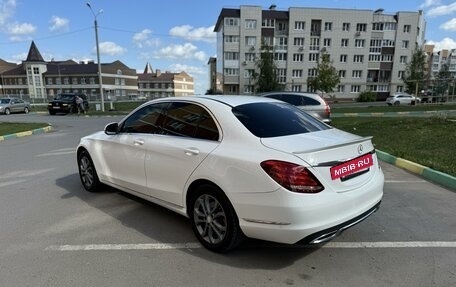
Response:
48,93,89,115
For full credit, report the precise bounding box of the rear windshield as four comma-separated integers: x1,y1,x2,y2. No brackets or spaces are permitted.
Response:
232,102,330,138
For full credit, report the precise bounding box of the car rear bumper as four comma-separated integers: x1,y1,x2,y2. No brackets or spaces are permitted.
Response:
232,169,384,244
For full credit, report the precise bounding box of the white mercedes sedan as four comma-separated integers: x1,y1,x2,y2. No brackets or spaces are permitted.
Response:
77,96,384,252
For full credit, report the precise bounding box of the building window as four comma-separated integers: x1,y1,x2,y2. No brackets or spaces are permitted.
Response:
369,54,381,62
340,54,347,63
309,53,319,62
356,23,367,32
337,85,345,92
400,56,407,64
275,36,288,49
402,40,409,49
262,18,275,28
72,78,78,85
398,71,405,79
224,18,239,27
309,38,320,51
244,85,254,94
278,22,287,31
295,21,305,30
245,36,256,46
352,70,362,78
293,53,304,62
224,68,239,76
292,69,303,78
339,70,346,78
274,53,287,61
396,85,404,92
245,19,257,29
341,39,349,47
292,85,302,92
351,85,361,93
276,69,286,83
403,25,411,33
372,23,384,31
224,52,239,60
64,77,69,85
323,38,331,47
355,39,365,48
308,68,318,77
342,23,350,31
294,37,305,47
353,55,364,63
47,78,53,85
225,35,240,43
324,22,332,31
244,69,255,78
245,53,256,62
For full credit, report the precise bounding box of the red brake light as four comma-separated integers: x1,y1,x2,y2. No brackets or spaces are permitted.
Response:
261,160,324,193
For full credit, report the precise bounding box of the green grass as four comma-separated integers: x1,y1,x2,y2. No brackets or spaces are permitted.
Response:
332,117,456,177
332,104,456,114
0,122,49,136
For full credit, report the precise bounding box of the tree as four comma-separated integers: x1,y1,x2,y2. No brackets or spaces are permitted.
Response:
253,44,283,93
434,63,451,96
306,51,340,97
205,88,223,95
403,46,426,95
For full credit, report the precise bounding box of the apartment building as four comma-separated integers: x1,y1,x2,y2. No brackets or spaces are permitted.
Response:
213,5,425,100
137,63,194,99
0,42,195,102
425,44,456,79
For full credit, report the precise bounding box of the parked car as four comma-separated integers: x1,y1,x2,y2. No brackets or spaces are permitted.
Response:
77,96,384,252
48,93,89,115
257,92,331,124
386,93,421,106
0,97,31,115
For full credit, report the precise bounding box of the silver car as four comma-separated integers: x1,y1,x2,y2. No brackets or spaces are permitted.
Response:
386,93,421,106
0,98,31,115
258,92,331,124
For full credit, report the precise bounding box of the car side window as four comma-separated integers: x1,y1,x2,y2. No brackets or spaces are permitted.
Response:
161,102,219,141
120,103,168,134
265,94,283,101
281,94,303,106
301,97,320,105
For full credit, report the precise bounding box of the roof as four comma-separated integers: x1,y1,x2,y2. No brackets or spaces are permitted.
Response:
26,41,45,62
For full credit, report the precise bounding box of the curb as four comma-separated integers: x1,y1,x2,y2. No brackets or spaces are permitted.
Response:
0,125,52,142
376,150,456,191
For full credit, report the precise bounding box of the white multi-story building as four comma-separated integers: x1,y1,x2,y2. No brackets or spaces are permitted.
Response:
213,5,425,100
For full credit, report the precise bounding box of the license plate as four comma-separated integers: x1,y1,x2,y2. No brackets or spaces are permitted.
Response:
53,106,60,109
330,153,373,180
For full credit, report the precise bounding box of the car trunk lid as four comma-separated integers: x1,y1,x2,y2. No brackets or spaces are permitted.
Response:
260,129,379,193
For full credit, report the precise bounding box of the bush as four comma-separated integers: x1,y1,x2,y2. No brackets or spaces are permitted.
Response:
356,91,377,102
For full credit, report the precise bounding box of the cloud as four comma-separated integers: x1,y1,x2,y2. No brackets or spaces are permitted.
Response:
440,18,456,31
419,0,441,8
427,2,456,17
132,29,160,48
154,43,207,62
169,25,216,43
426,37,456,50
49,16,69,32
96,41,127,56
168,63,206,75
6,22,36,41
0,0,16,25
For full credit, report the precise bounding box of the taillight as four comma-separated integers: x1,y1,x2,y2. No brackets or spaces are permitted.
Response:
261,160,324,193
325,104,331,117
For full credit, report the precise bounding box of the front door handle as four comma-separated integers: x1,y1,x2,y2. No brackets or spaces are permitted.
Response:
184,148,200,156
133,139,145,146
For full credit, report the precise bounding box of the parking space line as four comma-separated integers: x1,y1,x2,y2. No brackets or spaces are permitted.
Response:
385,180,427,183
46,241,456,251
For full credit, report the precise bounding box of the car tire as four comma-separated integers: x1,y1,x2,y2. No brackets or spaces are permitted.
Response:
5,108,10,115
393,101,400,105
24,107,29,114
188,184,244,253
78,150,101,192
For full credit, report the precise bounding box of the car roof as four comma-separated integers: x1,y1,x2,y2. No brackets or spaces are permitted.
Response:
151,95,281,107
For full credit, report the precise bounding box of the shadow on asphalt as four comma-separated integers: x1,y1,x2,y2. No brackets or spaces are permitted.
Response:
55,173,317,269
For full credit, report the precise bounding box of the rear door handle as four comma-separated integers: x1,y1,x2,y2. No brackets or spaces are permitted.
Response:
133,139,145,146
184,148,200,156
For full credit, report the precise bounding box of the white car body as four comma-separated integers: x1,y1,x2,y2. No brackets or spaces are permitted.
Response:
386,93,421,105
77,96,384,252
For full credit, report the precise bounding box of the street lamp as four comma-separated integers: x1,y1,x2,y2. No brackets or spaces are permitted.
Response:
86,2,105,112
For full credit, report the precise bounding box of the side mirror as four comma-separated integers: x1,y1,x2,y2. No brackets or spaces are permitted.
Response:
104,122,119,135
